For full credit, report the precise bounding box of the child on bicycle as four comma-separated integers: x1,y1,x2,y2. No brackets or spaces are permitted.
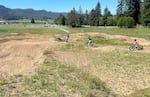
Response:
87,36,93,47
65,33,69,42
134,39,139,49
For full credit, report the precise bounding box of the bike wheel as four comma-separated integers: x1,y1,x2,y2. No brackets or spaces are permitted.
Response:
129,46,135,51
137,45,144,50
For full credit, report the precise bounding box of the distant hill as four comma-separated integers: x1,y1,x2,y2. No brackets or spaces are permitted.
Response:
0,5,67,20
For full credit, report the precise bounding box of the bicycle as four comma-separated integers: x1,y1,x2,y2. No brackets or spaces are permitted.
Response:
129,44,144,51
87,39,93,47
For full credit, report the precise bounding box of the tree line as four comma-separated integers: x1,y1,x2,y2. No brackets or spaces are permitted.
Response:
55,0,150,28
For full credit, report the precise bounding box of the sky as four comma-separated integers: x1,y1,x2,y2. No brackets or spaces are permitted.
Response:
0,0,118,15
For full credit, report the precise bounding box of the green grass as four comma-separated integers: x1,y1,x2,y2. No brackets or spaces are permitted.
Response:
1,25,150,40
7,19,53,24
0,27,63,34
104,27,150,40
0,29,8,33
0,26,66,37
92,36,131,46
90,50,150,66
130,88,150,97
0,29,9,37
60,43,86,51
0,89,4,97
73,26,150,40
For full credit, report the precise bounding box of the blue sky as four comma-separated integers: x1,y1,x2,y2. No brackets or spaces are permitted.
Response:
0,0,118,14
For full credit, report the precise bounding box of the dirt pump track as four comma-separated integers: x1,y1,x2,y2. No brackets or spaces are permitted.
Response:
0,32,150,96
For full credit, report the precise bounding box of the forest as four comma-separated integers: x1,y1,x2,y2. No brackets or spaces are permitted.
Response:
55,0,150,28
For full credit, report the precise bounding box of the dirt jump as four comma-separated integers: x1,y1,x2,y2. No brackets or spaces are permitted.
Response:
0,34,61,78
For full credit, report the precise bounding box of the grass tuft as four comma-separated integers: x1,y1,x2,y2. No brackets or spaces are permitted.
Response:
129,88,150,97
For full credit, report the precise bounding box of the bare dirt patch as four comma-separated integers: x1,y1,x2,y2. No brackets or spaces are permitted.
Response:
0,34,60,77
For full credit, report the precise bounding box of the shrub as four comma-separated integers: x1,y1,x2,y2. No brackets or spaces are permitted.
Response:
107,16,117,26
117,17,135,28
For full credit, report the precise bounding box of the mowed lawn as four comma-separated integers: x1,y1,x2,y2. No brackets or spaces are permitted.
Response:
0,25,150,97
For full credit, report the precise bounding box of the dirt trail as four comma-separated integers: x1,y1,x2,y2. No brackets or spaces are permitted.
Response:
72,32,150,53
73,32,150,45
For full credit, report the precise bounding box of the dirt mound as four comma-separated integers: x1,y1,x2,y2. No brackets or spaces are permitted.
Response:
0,34,59,77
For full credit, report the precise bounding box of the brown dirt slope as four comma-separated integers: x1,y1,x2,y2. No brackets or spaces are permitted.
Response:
0,34,61,77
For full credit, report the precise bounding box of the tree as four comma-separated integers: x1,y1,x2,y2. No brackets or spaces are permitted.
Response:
66,8,78,27
83,10,89,25
117,0,126,18
89,9,97,26
126,0,141,24
142,0,150,27
117,16,135,28
107,16,117,26
78,6,84,26
54,14,66,25
89,1,101,26
31,18,35,23
103,7,112,26
104,7,112,17
95,1,101,26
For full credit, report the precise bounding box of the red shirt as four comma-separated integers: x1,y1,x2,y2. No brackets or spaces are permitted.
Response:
135,41,139,47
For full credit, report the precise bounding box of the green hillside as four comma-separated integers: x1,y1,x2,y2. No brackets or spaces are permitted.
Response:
0,5,67,20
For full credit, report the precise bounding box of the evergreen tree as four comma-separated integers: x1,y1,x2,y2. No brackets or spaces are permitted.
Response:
31,18,35,23
54,14,66,25
83,10,89,25
89,9,97,26
104,7,111,17
103,7,112,26
78,6,84,26
126,0,141,24
142,0,150,27
117,0,126,18
89,1,101,26
95,1,101,26
66,8,78,27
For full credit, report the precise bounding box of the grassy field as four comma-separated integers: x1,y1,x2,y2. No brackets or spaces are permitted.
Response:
0,25,66,38
1,25,150,39
72,26,150,40
0,25,150,97
7,19,54,24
